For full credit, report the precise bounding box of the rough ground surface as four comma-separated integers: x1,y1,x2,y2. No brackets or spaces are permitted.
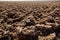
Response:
0,2,60,40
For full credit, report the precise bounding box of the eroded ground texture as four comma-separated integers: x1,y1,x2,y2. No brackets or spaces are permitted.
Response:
0,2,60,40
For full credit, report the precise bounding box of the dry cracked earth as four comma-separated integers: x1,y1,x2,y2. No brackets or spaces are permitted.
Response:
0,2,60,40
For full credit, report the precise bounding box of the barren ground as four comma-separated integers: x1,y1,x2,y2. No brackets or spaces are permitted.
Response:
0,2,60,40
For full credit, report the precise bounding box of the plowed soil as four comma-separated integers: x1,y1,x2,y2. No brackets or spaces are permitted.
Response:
0,2,60,40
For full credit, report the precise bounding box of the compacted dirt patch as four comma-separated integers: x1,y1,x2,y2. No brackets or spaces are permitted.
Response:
0,2,60,40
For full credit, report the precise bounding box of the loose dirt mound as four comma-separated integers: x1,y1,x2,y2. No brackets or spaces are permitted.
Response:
0,2,60,40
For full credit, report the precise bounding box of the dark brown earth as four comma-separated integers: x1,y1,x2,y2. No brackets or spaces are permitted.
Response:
0,2,60,40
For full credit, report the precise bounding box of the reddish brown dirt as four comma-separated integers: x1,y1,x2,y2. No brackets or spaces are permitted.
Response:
0,2,60,40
